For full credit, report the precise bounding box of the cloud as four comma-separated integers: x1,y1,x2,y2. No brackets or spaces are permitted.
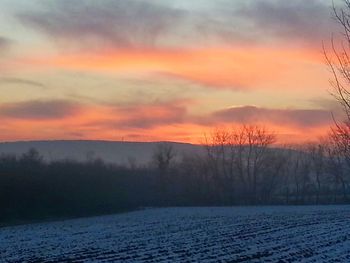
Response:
87,102,333,132
0,100,333,143
116,103,187,129
0,100,80,120
0,77,46,88
210,105,333,128
17,0,334,50
232,0,334,46
0,37,11,51
18,0,184,50
87,100,190,130
42,47,310,91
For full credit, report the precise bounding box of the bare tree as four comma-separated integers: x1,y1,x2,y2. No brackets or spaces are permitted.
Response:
306,143,326,204
323,1,350,159
323,1,350,202
286,148,310,204
325,134,349,201
259,151,288,204
152,143,176,173
204,125,277,204
324,1,350,116
152,143,176,195
232,125,276,204
203,128,236,202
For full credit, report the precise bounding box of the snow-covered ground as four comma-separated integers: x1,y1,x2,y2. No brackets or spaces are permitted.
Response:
1,206,350,262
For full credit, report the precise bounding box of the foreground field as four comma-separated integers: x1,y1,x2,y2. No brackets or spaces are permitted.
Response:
1,206,350,262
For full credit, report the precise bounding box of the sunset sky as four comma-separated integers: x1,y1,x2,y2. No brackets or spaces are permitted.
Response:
0,0,344,143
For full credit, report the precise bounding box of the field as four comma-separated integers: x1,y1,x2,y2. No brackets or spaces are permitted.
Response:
1,206,350,262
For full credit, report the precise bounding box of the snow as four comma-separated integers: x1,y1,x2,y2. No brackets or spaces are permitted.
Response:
1,206,350,262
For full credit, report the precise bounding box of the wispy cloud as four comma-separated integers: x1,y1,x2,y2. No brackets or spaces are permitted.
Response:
210,105,332,128
0,77,46,88
17,0,334,50
116,103,187,129
232,0,334,47
83,102,333,132
0,99,334,143
0,100,80,120
37,47,321,91
0,36,11,51
90,100,190,129
18,0,184,50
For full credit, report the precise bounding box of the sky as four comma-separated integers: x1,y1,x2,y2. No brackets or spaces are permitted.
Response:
0,0,345,144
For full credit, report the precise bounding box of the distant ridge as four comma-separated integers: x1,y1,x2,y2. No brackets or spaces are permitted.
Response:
0,140,204,165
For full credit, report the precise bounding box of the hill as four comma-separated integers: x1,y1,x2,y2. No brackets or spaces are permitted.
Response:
0,140,204,165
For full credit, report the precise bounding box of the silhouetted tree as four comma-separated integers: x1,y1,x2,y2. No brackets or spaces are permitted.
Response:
307,143,326,204
324,1,350,171
204,125,277,204
151,143,176,204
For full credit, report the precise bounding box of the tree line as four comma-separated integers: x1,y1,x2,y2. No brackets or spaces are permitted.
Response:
1,124,350,225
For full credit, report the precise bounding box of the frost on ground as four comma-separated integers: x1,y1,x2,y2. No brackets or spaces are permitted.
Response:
1,206,350,262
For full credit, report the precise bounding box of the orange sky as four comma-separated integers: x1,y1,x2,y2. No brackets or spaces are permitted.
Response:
0,0,344,144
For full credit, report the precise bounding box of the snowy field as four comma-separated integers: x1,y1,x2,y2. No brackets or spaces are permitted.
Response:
1,206,350,262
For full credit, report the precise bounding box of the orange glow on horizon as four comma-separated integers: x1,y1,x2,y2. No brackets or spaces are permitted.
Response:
0,103,331,145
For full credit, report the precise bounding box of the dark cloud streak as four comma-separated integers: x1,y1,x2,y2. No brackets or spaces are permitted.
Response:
0,37,11,51
0,100,80,120
0,78,46,88
18,0,184,50
17,0,335,50
115,103,187,129
233,0,334,46
85,100,189,130
210,105,332,128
